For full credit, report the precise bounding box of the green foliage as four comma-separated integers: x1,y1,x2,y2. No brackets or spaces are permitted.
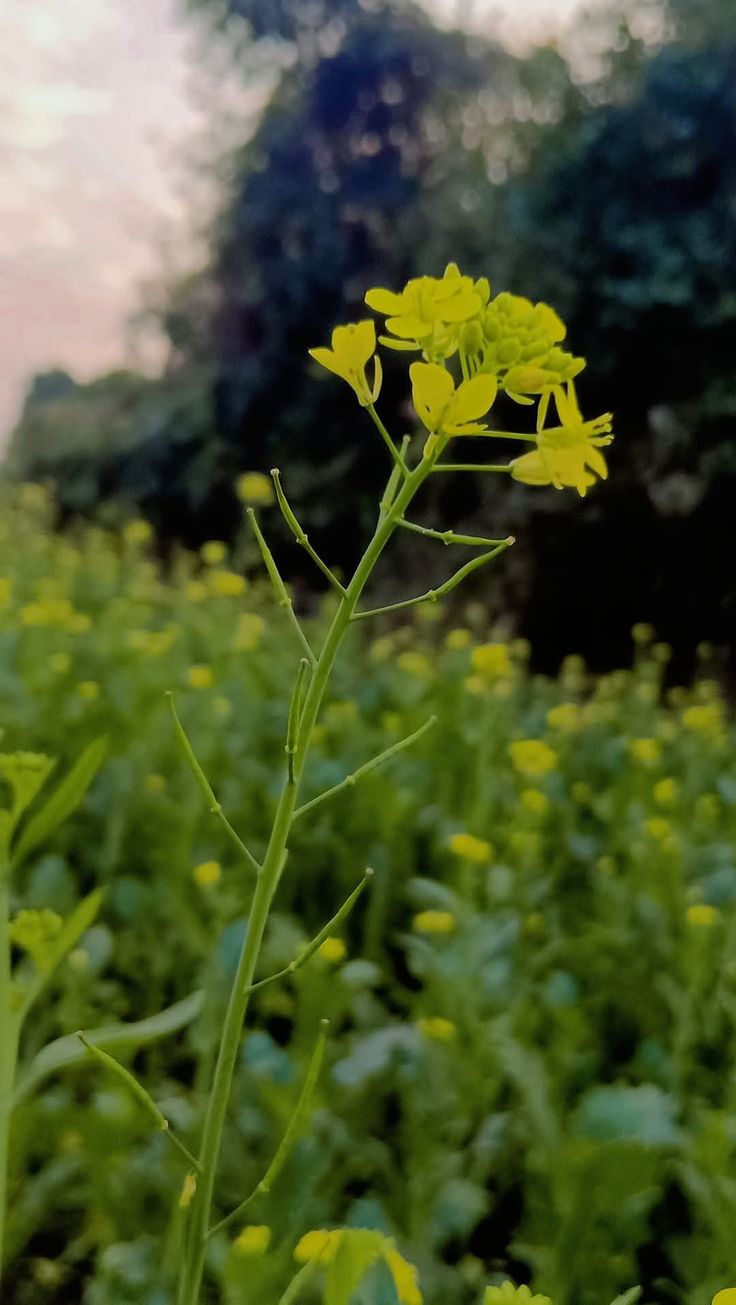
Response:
0,483,735,1303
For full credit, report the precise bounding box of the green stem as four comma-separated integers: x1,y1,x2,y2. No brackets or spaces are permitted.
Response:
398,519,508,548
0,859,18,1288
352,540,513,620
177,458,430,1304
292,717,436,821
432,462,513,474
271,470,346,595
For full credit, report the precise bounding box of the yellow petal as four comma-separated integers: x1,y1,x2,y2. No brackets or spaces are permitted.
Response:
510,450,553,487
387,315,433,339
365,287,406,315
410,362,454,429
308,347,346,381
438,291,482,322
447,374,497,424
331,320,375,368
503,365,553,394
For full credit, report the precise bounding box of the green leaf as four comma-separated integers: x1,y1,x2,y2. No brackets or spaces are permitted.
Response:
609,1289,642,1305
12,736,107,868
13,990,204,1104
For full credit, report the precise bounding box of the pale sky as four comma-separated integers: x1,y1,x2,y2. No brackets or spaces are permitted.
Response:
0,0,597,446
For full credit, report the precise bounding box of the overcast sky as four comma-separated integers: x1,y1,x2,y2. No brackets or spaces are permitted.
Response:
0,0,595,445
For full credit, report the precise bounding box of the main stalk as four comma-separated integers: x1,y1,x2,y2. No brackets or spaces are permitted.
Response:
177,459,429,1303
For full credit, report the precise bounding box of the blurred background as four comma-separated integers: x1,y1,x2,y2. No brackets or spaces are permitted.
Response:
3,0,735,677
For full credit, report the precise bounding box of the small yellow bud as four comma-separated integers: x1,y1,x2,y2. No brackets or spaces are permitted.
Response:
412,910,456,935
179,1172,197,1209
237,472,274,506
687,904,718,927
318,937,347,964
417,1016,456,1041
448,832,492,863
194,860,222,888
187,665,214,689
234,1224,272,1257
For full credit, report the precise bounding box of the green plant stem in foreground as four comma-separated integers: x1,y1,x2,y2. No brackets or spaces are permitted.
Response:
177,458,435,1304
0,860,18,1289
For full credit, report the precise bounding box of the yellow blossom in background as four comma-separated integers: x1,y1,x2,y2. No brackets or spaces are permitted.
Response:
185,580,208,603
645,817,674,844
471,642,512,681
187,665,214,689
630,737,661,765
448,832,492,863
233,1225,271,1257
145,774,167,794
235,612,266,651
124,519,152,545
207,568,247,597
294,1229,343,1264
417,1016,456,1042
712,1289,736,1305
653,777,677,807
509,739,558,777
201,540,227,566
485,1283,552,1305
237,472,274,506
319,937,347,964
384,1246,423,1305
369,635,395,663
179,1173,197,1209
194,860,222,888
48,652,71,674
682,703,723,736
396,651,433,679
546,703,581,732
464,674,489,696
214,696,232,719
632,622,655,644
687,904,718,927
445,627,471,649
9,909,63,970
521,788,549,814
412,910,456,935
78,681,100,701
309,320,382,406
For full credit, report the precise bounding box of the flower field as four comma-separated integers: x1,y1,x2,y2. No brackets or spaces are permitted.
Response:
2,482,736,1305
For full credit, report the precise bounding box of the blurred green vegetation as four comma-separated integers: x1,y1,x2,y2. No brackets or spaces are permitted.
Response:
2,483,736,1305
4,0,735,674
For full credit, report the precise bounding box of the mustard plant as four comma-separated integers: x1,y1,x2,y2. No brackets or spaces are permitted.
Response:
0,264,616,1304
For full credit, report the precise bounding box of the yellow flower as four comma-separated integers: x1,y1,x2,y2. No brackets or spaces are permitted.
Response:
145,773,167,793
235,613,266,651
396,651,433,679
9,909,63,969
187,665,214,689
294,1229,343,1264
366,263,487,358
124,518,152,545
208,568,247,597
412,910,456,934
682,703,722,736
201,539,227,565
185,580,208,603
309,320,382,406
194,860,221,888
713,1289,736,1305
630,737,661,765
511,381,613,497
509,739,558,777
687,904,718,927
233,1225,271,1257
417,1016,456,1042
236,472,274,506
485,1283,552,1305
546,703,580,732
471,642,512,681
521,788,548,814
448,832,492,863
48,652,71,674
179,1172,197,1209
410,362,497,439
653,777,677,807
319,937,347,964
645,817,674,844
445,627,471,649
78,680,100,701
384,1246,423,1305
214,696,232,719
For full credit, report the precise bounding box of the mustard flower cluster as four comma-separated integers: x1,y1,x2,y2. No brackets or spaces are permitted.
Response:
310,263,613,496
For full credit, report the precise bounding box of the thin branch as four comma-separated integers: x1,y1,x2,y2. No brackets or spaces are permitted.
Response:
167,694,261,876
472,429,537,442
286,659,310,784
351,540,514,620
367,404,407,473
77,1033,201,1172
432,463,514,474
398,519,509,549
207,1020,329,1239
246,869,373,995
247,509,316,666
271,470,345,595
293,716,437,822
